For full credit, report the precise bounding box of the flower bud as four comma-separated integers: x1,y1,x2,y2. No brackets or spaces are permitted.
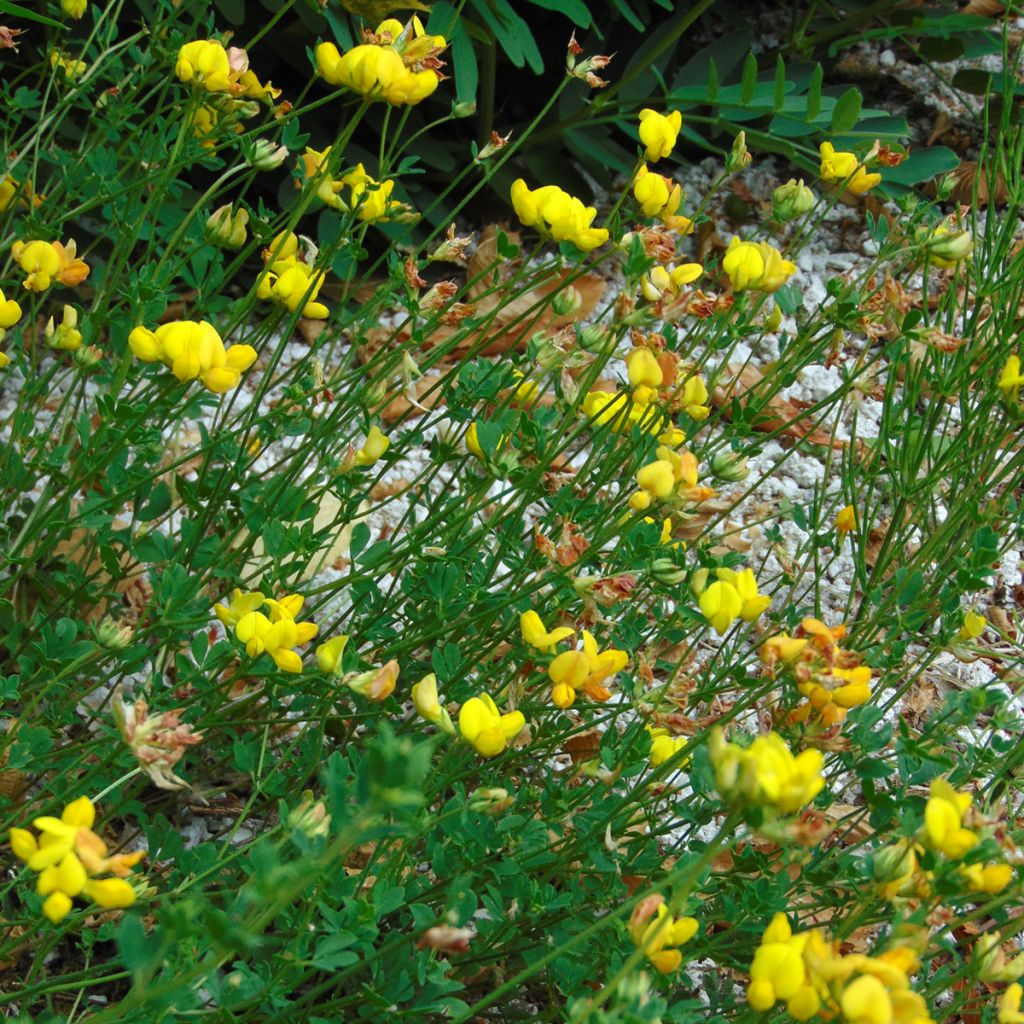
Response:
551,286,583,316
690,567,709,597
316,635,349,676
468,787,513,814
925,226,973,267
45,305,82,351
74,344,103,369
206,204,249,249
248,139,289,171
288,790,332,838
96,617,133,650
650,557,687,585
451,100,476,118
771,179,815,222
578,324,613,353
345,660,399,702
710,450,749,482
726,131,752,173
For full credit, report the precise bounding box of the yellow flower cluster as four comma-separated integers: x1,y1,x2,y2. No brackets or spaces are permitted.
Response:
316,17,445,106
299,148,403,223
0,175,43,212
580,389,668,436
628,894,697,974
819,142,881,196
12,238,89,292
128,319,257,394
10,797,144,923
175,40,279,100
640,262,703,302
215,589,318,673
630,445,715,515
257,231,330,319
510,179,609,251
710,728,824,814
747,912,932,1024
722,236,796,293
760,617,872,727
520,611,627,708
632,164,693,233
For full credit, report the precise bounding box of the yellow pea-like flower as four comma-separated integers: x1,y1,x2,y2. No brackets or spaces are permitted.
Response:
637,108,682,162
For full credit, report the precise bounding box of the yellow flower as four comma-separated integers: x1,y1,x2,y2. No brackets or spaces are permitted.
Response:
819,142,881,195
339,425,390,472
957,610,986,641
458,693,525,757
10,796,145,923
547,630,627,708
747,913,818,1016
632,165,692,232
315,635,349,675
412,673,456,734
923,778,977,859
640,263,704,302
510,179,609,252
221,590,317,673
998,355,1024,405
315,34,440,105
699,580,743,635
715,567,770,623
836,504,857,534
338,163,399,222
722,237,795,293
520,610,575,653
128,320,257,393
50,50,87,79
999,983,1024,1024
628,894,697,974
637,108,682,162
722,238,765,292
841,975,892,1024
0,288,23,330
647,727,688,768
962,861,1013,894
61,0,86,17
753,241,797,293
206,204,249,248
257,261,329,319
12,239,89,291
711,728,824,814
346,660,399,701
176,40,234,93
45,305,82,351
214,589,266,627
580,390,667,437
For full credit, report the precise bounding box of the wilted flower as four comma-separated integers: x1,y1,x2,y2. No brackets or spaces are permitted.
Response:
113,691,204,791
345,659,399,701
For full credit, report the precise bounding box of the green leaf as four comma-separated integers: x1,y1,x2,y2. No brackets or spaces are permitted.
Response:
830,87,862,134
451,21,479,104
523,0,591,27
773,54,786,112
880,147,959,186
707,57,718,104
0,0,61,27
807,64,822,120
740,52,758,105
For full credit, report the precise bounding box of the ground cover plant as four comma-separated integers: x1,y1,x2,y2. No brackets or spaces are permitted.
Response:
2,0,1024,1020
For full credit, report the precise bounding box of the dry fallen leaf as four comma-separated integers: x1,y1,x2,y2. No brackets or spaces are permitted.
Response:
712,364,844,448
